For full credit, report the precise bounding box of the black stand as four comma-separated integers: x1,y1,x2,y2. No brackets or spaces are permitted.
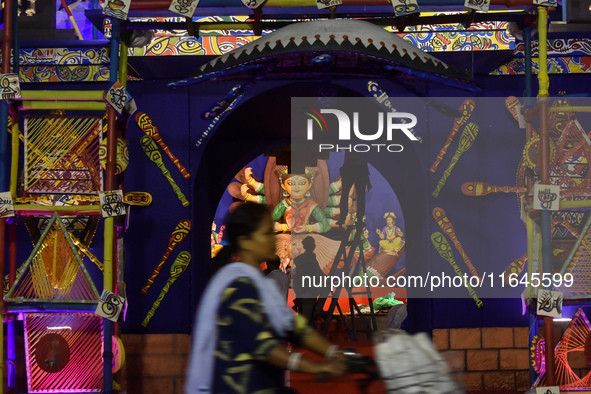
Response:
321,192,377,341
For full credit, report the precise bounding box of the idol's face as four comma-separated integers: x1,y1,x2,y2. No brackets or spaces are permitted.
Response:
386,217,395,226
282,175,311,200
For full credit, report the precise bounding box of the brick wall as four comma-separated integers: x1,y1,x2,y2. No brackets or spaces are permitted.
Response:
119,334,190,394
432,326,591,392
4,327,591,393
433,328,531,391
2,334,191,394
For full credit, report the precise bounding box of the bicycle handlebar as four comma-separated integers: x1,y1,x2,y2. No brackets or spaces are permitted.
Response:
316,351,378,382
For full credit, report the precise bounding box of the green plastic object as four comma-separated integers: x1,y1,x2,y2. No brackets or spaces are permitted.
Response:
373,292,403,311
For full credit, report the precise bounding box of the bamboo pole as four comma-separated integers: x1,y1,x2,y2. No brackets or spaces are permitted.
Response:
103,16,121,394
559,200,591,209
9,110,18,198
547,106,591,112
20,101,106,111
0,1,15,392
19,90,105,101
13,204,101,215
536,5,556,386
60,0,84,40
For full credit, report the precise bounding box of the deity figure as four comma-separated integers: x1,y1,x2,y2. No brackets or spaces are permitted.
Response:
211,221,224,257
271,167,339,275
272,170,330,234
226,160,342,275
376,212,405,256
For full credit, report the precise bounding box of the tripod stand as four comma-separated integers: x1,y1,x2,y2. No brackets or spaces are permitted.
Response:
321,218,378,341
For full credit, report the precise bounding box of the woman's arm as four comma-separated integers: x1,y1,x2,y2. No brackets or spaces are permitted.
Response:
265,344,346,376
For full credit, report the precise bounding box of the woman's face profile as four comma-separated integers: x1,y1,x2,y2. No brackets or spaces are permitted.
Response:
248,215,277,262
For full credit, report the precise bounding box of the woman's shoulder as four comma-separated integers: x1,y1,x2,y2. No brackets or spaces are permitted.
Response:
220,276,261,303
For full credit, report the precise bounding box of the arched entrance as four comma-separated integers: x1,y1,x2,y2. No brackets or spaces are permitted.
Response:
191,80,430,333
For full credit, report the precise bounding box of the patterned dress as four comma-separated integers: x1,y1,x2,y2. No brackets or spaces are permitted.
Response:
211,277,312,394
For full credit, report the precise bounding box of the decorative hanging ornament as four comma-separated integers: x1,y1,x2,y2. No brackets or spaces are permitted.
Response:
523,135,557,171
98,137,129,175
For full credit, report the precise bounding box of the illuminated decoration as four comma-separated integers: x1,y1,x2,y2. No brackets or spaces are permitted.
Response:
15,47,111,82
555,215,591,298
530,334,545,375
98,190,127,218
394,20,513,51
400,29,512,52
536,289,563,318
196,85,244,148
98,137,129,175
123,191,152,206
524,136,556,173
35,333,70,374
0,191,15,218
20,65,111,83
464,0,490,12
5,212,100,303
505,96,521,122
24,115,103,194
555,308,591,390
366,81,422,143
16,195,100,204
316,0,342,9
551,120,591,195
505,96,533,210
130,35,256,57
432,122,479,197
112,336,125,374
514,38,591,57
391,0,419,16
430,232,483,307
492,57,591,75
533,184,560,211
432,207,481,279
23,196,100,249
102,0,131,20
139,136,189,207
461,182,526,196
169,19,472,89
70,237,104,271
105,81,136,115
502,253,527,285
241,0,266,8
202,83,247,119
95,290,125,322
135,112,190,179
492,38,591,75
430,99,475,173
168,0,199,17
11,22,591,81
141,251,191,327
16,47,109,65
0,73,21,99
552,212,583,240
24,313,103,393
548,98,577,139
141,220,191,295
533,0,556,5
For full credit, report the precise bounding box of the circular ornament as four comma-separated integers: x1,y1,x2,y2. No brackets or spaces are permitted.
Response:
35,333,70,373
530,334,546,374
112,336,126,373
98,137,129,175
524,136,556,171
